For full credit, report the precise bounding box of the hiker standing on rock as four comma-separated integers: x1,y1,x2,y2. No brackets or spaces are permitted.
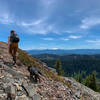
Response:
8,30,20,64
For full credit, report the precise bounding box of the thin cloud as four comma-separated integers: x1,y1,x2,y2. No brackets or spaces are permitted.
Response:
20,20,43,27
86,40,100,45
26,25,54,35
17,18,56,35
51,48,58,50
69,35,82,39
80,17,100,30
64,30,73,34
0,13,14,24
28,29,47,35
61,35,81,41
42,37,54,40
86,40,100,43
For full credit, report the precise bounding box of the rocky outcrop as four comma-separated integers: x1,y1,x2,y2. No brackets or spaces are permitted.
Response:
64,77,100,100
0,41,100,100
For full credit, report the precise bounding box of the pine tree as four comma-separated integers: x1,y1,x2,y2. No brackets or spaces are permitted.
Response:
78,73,82,83
85,71,97,91
85,75,91,87
89,72,97,91
54,59,65,76
73,71,83,83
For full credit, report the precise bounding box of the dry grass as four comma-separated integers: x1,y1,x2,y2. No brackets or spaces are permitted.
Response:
17,49,38,67
17,49,71,87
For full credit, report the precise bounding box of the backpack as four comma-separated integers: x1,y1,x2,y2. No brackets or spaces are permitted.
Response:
10,32,20,43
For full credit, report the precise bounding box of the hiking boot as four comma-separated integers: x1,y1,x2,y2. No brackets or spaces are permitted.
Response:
13,56,16,64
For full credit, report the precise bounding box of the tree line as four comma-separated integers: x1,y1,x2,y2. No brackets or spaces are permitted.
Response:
54,59,100,92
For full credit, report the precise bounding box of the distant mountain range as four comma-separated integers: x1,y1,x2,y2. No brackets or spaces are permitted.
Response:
27,49,100,55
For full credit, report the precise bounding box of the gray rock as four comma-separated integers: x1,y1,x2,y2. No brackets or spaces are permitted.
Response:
0,83,4,90
1,63,24,78
22,82,28,88
0,90,4,94
75,91,81,99
5,86,16,100
5,86,16,94
22,83,36,97
5,86,11,93
26,86,35,97
16,95,30,100
0,93,7,99
32,94,41,100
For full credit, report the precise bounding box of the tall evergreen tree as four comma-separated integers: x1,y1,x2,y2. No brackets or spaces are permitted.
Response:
73,71,83,83
89,72,97,91
54,59,65,76
85,71,97,91
85,75,91,87
78,73,82,83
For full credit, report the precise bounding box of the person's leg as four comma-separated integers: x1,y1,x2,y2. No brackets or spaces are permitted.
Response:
13,43,18,64
13,43,18,55
10,43,15,63
10,43,15,64
9,44,13,56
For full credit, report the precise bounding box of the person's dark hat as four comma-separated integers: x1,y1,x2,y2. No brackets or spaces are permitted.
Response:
11,30,15,33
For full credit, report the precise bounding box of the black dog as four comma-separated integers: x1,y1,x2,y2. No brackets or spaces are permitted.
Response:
28,66,41,83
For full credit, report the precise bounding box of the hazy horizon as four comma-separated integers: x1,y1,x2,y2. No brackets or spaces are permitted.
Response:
26,48,100,50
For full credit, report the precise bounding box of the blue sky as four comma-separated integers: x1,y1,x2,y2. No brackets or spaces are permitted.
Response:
0,0,100,50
